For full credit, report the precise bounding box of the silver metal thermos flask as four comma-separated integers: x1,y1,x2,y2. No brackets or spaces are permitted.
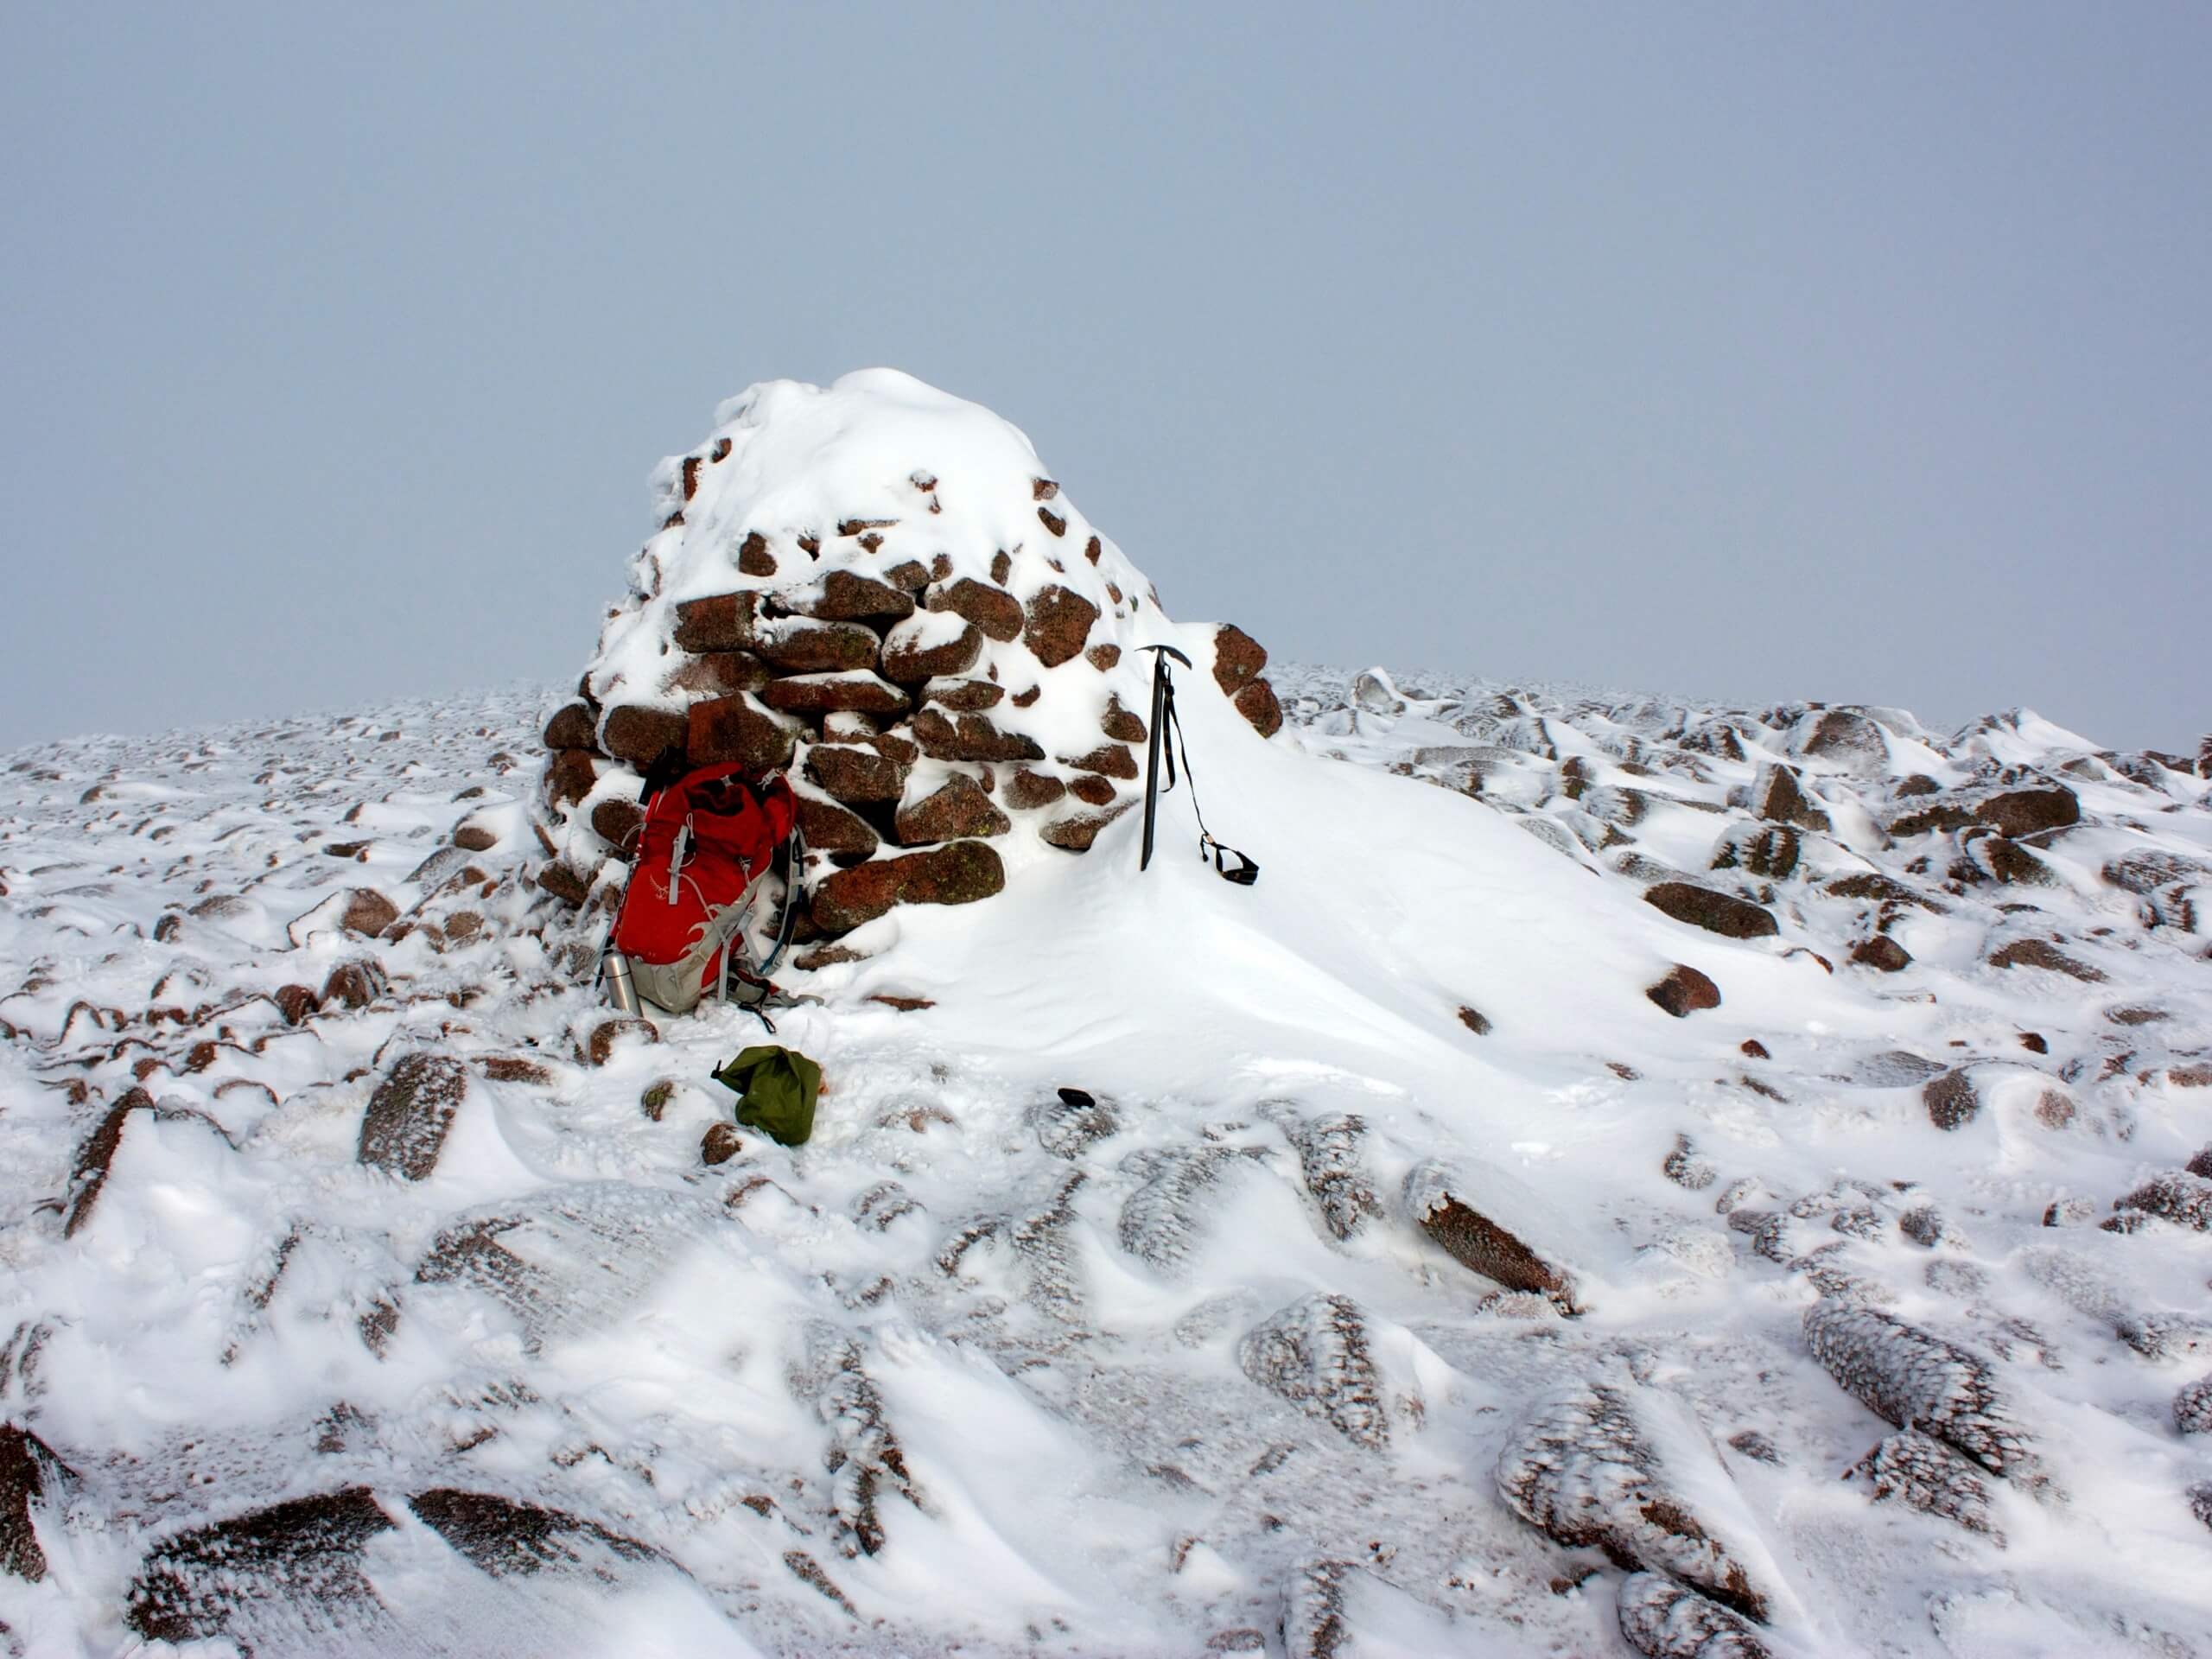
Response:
603,947,642,1015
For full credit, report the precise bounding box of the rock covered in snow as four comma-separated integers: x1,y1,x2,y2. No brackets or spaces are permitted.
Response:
530,371,1285,938
1801,1300,2037,1483
1615,1571,1772,1659
1493,1382,1780,1624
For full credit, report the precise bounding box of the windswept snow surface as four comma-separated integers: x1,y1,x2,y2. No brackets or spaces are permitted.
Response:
1,671,2209,1656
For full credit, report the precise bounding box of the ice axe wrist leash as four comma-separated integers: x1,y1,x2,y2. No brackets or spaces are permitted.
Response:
1137,644,1259,886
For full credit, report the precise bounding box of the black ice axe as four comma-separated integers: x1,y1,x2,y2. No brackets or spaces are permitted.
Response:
1137,644,1259,885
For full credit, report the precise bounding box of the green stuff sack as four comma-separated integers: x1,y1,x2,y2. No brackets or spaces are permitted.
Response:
711,1044,822,1147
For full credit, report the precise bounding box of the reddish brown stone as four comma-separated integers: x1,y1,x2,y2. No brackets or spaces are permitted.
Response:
1101,695,1147,743
1923,1070,1979,1131
925,678,1004,713
1009,685,1041,708
341,888,399,938
1039,802,1134,851
735,531,777,576
681,455,702,500
804,743,906,804
1987,938,2106,981
586,1016,659,1067
1647,964,1721,1017
358,1053,471,1179
803,570,916,621
664,650,772,699
836,517,896,537
760,673,911,715
913,708,1045,763
452,823,498,853
601,704,689,768
542,702,595,750
275,984,321,1027
535,861,590,907
754,620,880,674
702,1122,744,1165
1084,535,1103,564
810,841,1007,932
1974,786,2080,839
673,591,760,652
869,995,936,1013
688,696,799,772
0,1424,71,1580
1211,624,1269,695
1023,585,1099,668
1643,882,1778,940
882,619,984,682
1068,774,1118,807
1038,506,1067,537
590,797,644,850
927,578,1024,642
796,792,878,856
989,550,1012,583
1004,769,1067,810
872,731,920,765
882,558,930,592
1063,742,1138,780
1033,477,1058,501
543,749,599,810
1233,678,1285,738
1850,936,1912,973
1086,645,1121,672
895,775,1011,843
1740,1039,1770,1058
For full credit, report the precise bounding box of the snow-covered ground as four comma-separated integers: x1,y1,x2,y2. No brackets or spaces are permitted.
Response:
1,668,2208,1656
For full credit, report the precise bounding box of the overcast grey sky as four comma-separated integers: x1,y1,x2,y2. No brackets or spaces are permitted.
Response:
3,3,2206,754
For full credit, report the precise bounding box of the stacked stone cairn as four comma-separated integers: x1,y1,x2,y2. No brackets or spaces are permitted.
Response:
531,372,1281,960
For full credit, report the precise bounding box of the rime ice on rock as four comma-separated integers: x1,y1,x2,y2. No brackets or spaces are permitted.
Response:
1847,1430,2004,1542
1237,1294,1389,1450
1800,1300,2038,1484
1493,1382,1777,1624
530,370,1284,938
1616,1572,1773,1659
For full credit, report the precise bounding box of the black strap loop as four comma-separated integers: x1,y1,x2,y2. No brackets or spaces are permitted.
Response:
1160,681,1259,887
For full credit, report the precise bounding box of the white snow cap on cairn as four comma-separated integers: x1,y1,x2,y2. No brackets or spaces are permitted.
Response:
538,369,1281,925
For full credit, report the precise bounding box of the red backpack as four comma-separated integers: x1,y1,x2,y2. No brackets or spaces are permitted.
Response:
608,762,798,1014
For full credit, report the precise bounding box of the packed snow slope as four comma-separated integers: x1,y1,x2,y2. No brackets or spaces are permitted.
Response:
1,667,2209,1656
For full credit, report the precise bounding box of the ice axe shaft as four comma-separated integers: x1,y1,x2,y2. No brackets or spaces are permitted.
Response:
1138,644,1192,871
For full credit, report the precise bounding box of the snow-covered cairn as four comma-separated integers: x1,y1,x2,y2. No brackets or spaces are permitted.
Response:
531,370,1282,942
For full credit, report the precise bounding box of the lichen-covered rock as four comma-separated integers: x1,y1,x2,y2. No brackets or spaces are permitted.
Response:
1494,1383,1774,1624
1616,1572,1772,1659
1644,882,1779,940
1237,1294,1388,1451
1022,584,1100,667
686,692,800,772
808,841,1006,933
358,1053,471,1180
1648,963,1721,1017
1406,1160,1580,1311
1974,785,2079,838
1750,761,1830,834
1234,677,1286,738
1849,935,1912,973
894,774,1010,843
805,741,906,804
1847,1430,2003,1541
1801,1300,2036,1480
